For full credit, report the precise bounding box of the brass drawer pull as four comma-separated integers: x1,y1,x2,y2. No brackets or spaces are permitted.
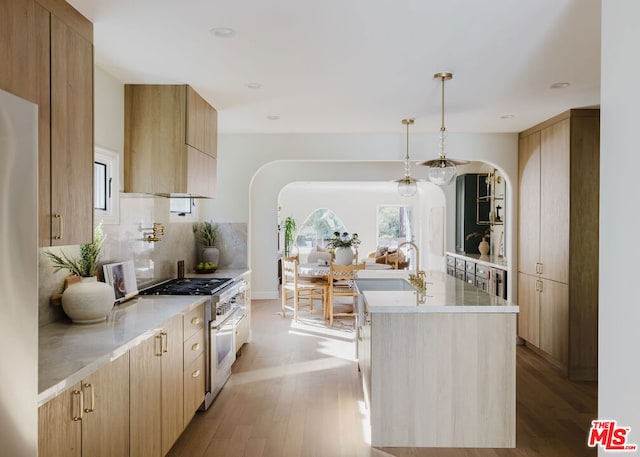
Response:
191,317,201,325
53,214,63,240
161,332,168,353
192,369,200,378
72,389,83,421
155,335,163,356
191,342,200,351
83,383,95,413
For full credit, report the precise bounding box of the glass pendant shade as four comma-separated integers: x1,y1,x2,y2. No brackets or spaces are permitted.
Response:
426,159,457,186
397,177,418,197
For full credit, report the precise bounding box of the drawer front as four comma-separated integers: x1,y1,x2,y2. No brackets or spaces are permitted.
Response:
465,272,475,285
234,313,250,352
475,264,488,278
447,265,456,277
475,277,488,291
184,329,205,367
455,269,465,281
455,258,466,270
446,256,456,267
183,303,205,341
465,261,476,274
184,354,205,424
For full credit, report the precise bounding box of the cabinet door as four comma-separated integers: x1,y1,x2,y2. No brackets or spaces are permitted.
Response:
184,354,205,425
518,132,541,276
130,333,162,457
161,315,184,455
517,273,540,346
187,146,217,197
204,103,218,157
50,14,93,246
186,86,205,152
539,279,569,366
81,352,130,457
38,384,82,457
0,0,36,103
539,119,570,283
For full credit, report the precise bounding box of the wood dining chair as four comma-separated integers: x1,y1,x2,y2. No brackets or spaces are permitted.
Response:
327,261,365,326
281,256,329,321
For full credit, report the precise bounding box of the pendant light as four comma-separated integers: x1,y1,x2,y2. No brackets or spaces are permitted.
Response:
419,72,468,186
395,118,422,197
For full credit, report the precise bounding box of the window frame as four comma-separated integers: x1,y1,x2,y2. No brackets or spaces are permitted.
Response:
94,145,120,225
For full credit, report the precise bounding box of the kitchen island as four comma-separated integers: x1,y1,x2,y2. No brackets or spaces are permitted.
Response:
355,270,519,448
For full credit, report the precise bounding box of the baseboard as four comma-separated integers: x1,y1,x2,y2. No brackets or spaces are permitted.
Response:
251,291,279,300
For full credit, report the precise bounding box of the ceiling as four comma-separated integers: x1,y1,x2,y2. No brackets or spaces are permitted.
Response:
68,0,601,134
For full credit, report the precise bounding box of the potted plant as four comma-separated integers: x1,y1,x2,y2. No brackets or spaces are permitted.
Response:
193,221,219,271
45,224,115,324
283,216,296,257
326,231,361,265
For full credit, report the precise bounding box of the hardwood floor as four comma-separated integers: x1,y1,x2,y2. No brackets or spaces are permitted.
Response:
168,299,597,457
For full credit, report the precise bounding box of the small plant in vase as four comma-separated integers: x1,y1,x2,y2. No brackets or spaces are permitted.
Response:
193,221,219,272
45,224,115,324
327,231,361,265
465,228,491,256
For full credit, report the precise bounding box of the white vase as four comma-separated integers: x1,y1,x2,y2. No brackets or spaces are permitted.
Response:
61,277,115,324
478,239,490,256
201,246,220,266
334,247,354,265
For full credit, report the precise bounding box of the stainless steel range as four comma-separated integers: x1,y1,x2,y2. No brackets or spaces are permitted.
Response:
139,276,245,410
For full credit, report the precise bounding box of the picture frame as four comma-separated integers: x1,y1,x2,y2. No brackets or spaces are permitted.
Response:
103,260,138,303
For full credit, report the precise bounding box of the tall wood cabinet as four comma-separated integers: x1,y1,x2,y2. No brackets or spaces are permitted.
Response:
36,0,94,247
130,314,184,457
517,109,599,381
124,84,217,198
38,352,130,457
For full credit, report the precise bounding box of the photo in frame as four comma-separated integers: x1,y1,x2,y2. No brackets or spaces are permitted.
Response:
103,260,138,303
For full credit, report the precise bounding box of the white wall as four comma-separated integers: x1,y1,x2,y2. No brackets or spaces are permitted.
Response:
202,133,518,298
599,1,640,454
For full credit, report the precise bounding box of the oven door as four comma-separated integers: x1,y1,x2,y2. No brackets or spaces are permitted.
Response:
210,312,236,401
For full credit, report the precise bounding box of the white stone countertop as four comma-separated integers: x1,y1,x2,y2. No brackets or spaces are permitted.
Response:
38,295,207,406
358,270,519,314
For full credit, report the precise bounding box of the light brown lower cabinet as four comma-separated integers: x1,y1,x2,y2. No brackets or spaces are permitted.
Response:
130,314,184,457
38,352,130,457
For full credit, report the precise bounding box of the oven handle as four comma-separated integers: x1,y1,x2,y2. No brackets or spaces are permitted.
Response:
211,308,237,329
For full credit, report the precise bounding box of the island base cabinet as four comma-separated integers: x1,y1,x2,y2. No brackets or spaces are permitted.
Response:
38,352,130,457
369,312,516,448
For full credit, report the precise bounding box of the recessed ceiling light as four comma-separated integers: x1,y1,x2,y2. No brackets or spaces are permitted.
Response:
267,115,280,120
500,114,515,119
550,82,571,89
245,83,263,89
210,27,235,38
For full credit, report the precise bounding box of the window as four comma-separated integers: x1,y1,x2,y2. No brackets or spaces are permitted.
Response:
170,198,193,215
94,146,119,224
293,208,347,259
377,205,413,249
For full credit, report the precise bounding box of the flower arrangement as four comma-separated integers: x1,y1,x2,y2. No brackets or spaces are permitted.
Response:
465,228,491,242
45,224,105,277
326,231,361,249
193,221,218,247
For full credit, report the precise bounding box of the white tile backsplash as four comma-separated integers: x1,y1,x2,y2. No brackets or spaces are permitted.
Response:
39,193,247,326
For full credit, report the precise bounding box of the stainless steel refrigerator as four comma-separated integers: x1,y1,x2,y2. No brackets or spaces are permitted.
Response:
0,88,38,456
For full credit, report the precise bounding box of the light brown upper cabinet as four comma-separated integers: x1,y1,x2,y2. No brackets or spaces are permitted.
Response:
125,84,217,197
36,0,94,247
517,109,599,381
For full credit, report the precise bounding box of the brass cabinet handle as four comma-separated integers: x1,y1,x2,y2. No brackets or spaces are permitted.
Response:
83,383,95,413
539,280,543,293
155,335,163,356
53,214,63,240
191,317,201,325
192,369,200,378
72,389,83,421
191,342,200,351
357,326,363,341
161,332,168,353
235,330,239,335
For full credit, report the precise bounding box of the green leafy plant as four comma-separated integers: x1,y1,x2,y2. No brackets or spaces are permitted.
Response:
326,231,361,249
193,221,218,246
283,216,296,256
45,224,105,277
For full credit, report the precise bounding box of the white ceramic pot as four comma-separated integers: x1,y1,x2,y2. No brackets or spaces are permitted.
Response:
201,246,220,266
61,277,115,324
334,247,354,265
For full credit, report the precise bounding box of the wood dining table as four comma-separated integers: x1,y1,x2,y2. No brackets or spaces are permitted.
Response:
298,261,392,277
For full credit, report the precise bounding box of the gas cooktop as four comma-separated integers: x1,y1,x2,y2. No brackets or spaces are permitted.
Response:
139,278,233,296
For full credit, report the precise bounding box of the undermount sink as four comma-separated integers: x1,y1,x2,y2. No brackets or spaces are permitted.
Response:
355,278,417,292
